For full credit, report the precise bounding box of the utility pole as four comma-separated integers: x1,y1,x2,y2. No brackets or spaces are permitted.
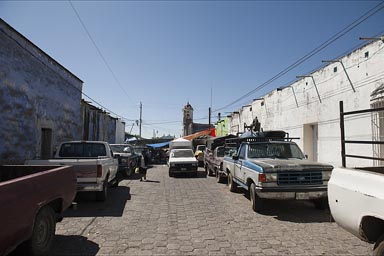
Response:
139,101,142,138
209,107,211,128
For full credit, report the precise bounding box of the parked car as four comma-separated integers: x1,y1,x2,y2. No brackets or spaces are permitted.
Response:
0,165,77,256
223,131,333,212
26,141,118,201
168,149,198,177
110,144,141,177
168,138,198,177
329,167,384,256
205,145,237,182
328,102,384,256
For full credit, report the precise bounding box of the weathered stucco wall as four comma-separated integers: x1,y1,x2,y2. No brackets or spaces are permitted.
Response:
81,100,119,144
0,20,83,163
115,119,126,144
229,40,384,168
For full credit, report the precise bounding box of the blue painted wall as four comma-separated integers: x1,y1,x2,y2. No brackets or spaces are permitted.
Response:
0,20,83,163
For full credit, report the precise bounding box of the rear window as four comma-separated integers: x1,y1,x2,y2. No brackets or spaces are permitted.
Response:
171,150,194,158
58,143,107,158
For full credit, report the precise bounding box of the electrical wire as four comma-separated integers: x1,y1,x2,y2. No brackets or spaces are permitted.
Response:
213,1,384,114
69,1,135,107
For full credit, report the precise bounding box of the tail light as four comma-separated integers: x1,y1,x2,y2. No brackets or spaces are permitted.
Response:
97,164,102,177
258,173,266,183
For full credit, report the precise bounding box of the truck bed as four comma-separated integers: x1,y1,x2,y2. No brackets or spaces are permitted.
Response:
0,165,77,256
0,165,64,182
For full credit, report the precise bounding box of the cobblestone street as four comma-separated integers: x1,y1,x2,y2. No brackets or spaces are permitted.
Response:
52,165,373,256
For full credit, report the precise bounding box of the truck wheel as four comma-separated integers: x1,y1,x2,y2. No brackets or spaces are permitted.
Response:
25,206,56,256
313,197,328,210
250,183,263,212
374,234,384,256
96,179,108,201
228,173,237,192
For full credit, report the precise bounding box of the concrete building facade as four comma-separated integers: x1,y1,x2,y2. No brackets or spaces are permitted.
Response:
0,19,83,163
228,40,384,168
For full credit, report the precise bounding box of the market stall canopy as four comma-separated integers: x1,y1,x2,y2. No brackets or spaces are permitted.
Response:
146,141,170,148
183,128,216,141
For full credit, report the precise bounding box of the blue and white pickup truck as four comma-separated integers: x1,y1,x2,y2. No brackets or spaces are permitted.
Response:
223,131,333,212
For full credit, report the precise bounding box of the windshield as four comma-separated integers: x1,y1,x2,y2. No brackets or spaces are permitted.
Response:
247,143,305,159
59,143,106,158
219,147,237,157
171,150,194,158
110,145,128,153
196,145,206,151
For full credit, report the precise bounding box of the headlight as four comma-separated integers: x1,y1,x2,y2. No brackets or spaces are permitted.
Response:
265,173,277,182
323,171,332,180
170,163,176,167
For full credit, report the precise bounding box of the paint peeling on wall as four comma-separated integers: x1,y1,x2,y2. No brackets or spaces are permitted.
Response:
0,20,83,164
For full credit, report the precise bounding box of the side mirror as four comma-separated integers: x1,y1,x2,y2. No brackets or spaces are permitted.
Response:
232,154,239,161
305,154,308,159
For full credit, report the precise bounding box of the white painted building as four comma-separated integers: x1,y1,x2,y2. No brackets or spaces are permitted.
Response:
228,39,384,168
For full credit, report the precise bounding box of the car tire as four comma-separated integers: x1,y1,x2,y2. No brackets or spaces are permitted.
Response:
24,206,56,256
96,179,108,201
250,183,263,212
228,173,237,192
373,234,384,256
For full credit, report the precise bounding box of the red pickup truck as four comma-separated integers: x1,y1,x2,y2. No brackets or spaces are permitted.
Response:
0,165,77,256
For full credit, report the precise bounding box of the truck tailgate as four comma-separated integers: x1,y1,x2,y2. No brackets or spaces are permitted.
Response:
26,159,100,183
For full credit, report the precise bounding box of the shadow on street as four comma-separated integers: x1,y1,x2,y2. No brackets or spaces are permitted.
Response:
260,200,333,223
51,235,99,256
9,235,99,256
63,186,131,218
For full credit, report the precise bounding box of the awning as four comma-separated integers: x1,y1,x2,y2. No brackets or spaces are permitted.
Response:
146,141,170,148
183,128,216,141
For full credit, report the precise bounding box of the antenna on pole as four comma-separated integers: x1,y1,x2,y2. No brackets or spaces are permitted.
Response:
139,102,142,138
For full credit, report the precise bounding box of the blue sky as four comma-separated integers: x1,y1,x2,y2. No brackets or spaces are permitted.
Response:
1,1,383,138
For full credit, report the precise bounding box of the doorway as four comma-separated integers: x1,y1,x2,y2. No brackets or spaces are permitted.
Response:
41,128,52,159
303,123,318,161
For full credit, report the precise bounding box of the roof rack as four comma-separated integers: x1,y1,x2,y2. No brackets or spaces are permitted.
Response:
225,130,300,148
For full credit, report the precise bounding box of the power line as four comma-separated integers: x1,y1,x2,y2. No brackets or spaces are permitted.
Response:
68,1,135,106
213,1,384,113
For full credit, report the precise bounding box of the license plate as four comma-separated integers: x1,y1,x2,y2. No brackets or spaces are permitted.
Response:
296,193,310,200
181,168,187,171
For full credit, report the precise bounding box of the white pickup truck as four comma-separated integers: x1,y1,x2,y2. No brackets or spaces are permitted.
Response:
26,141,118,201
168,138,198,177
328,167,384,255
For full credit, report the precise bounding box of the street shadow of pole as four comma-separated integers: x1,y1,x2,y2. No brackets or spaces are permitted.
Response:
63,186,131,218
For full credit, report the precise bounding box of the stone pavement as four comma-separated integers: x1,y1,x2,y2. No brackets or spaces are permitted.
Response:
52,165,373,255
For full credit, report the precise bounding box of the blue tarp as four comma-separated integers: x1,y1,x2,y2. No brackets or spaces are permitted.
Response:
146,141,170,148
